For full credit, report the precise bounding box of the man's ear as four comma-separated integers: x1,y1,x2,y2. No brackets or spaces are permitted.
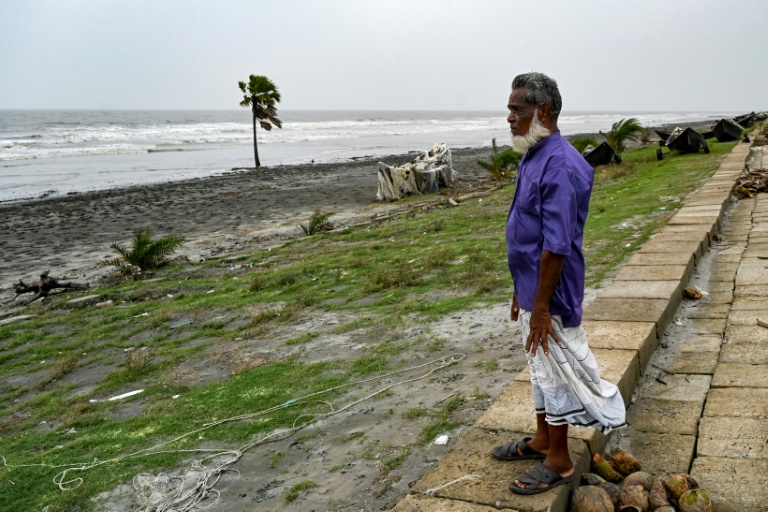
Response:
537,103,550,123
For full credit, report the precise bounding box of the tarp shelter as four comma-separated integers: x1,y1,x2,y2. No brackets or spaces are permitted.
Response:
376,143,456,202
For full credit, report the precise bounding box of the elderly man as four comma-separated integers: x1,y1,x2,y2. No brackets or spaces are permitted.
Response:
493,72,626,495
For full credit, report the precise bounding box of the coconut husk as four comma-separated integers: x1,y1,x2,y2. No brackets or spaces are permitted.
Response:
678,489,713,512
649,475,672,508
664,474,699,504
653,507,676,512
571,486,614,512
684,287,702,299
622,471,654,492
609,447,642,476
597,481,620,507
582,472,607,486
592,453,623,483
618,484,649,512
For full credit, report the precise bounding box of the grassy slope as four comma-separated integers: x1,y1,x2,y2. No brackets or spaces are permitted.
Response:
0,139,737,510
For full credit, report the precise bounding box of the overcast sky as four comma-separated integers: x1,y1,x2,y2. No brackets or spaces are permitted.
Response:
1,0,765,112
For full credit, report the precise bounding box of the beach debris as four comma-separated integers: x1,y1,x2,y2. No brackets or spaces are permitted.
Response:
108,389,144,401
433,435,449,445
733,166,768,199
683,287,702,300
619,484,650,511
580,449,714,512
8,271,89,306
572,485,614,512
376,143,455,201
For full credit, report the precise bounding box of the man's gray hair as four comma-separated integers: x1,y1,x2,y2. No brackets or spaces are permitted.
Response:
511,72,562,121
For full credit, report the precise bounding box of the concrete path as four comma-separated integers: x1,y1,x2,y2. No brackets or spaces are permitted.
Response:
390,139,756,512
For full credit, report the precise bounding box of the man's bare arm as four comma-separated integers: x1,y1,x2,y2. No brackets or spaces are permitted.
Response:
526,250,564,356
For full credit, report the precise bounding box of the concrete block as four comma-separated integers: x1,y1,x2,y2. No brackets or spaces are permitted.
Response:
695,291,733,305
731,296,768,310
664,351,719,374
698,417,768,459
0,314,35,325
391,495,521,512
67,294,101,307
675,335,722,352
688,318,727,335
643,374,711,402
725,325,768,344
626,251,694,270
734,284,768,297
720,342,768,365
581,320,657,373
592,349,639,409
725,310,765,325
712,363,768,388
690,457,768,512
475,381,604,454
686,303,731,319
704,388,768,419
626,398,703,435
583,297,673,336
637,238,704,262
410,427,589,512
601,279,682,300
613,265,689,283
612,430,696,476
707,268,738,282
700,280,735,292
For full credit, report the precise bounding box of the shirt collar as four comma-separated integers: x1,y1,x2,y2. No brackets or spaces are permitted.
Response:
526,130,562,158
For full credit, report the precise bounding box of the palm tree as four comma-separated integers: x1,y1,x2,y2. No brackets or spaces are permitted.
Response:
604,118,646,153
238,75,282,168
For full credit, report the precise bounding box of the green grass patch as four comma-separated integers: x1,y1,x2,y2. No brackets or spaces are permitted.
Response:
284,479,318,502
0,139,738,509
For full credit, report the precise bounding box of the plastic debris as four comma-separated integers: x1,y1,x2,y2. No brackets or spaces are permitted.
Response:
434,435,449,445
169,320,193,329
108,389,144,401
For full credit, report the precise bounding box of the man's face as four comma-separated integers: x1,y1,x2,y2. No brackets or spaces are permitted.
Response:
507,87,538,136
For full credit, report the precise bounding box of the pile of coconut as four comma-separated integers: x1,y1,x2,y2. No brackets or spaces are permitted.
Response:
572,447,711,512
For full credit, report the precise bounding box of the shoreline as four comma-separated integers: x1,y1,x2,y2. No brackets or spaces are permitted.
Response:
0,146,494,289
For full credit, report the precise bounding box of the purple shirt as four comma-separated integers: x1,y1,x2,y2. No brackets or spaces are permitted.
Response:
506,131,594,327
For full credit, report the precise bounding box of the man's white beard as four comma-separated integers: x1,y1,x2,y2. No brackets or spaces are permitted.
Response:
510,115,551,153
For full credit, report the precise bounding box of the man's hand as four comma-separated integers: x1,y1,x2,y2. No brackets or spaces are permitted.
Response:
510,294,520,321
525,308,562,357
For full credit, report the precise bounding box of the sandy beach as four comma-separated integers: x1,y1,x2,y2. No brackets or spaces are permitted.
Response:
0,147,493,290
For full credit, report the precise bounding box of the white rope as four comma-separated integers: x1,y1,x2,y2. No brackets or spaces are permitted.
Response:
2,354,465,511
422,474,480,496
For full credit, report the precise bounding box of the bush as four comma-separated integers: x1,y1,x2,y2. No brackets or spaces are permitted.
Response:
477,138,521,181
299,210,334,236
102,228,185,273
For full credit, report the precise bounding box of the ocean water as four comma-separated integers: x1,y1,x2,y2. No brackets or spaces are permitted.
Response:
0,109,739,202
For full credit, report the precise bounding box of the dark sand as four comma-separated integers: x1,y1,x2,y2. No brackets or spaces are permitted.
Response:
0,147,493,289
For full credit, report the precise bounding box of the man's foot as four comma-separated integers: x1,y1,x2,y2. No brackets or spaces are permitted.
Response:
510,461,575,495
491,437,547,461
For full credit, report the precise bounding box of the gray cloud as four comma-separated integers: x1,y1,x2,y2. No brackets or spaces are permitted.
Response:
1,0,765,111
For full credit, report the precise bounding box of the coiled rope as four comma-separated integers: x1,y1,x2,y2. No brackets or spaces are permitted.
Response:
2,353,465,511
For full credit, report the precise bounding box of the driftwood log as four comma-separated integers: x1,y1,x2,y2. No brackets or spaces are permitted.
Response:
10,271,89,305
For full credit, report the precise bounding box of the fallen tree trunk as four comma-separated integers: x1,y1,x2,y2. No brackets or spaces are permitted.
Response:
10,271,89,305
